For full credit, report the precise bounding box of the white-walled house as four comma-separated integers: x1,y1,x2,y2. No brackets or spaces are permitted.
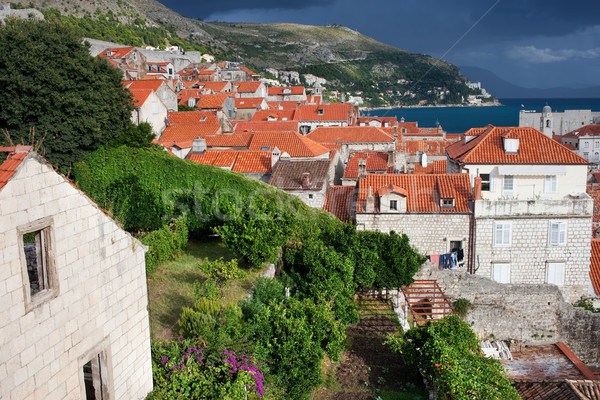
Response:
561,124,600,163
131,89,168,136
0,147,153,399
447,125,592,302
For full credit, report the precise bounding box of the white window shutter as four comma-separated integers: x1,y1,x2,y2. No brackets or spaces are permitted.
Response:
559,223,566,244
490,172,497,192
547,263,564,285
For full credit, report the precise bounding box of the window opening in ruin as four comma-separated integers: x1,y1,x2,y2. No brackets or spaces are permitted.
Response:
83,354,108,400
23,229,48,296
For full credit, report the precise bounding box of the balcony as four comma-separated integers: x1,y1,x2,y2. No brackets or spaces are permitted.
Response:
474,194,592,218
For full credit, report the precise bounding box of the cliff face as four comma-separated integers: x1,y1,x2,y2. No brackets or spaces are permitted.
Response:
10,0,481,106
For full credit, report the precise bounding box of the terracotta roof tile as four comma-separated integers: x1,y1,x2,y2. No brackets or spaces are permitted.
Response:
502,344,589,381
235,81,262,92
268,86,305,96
377,183,408,197
446,125,588,165
270,160,331,190
235,121,299,133
197,93,232,109
591,239,600,296
205,134,253,147
514,380,581,400
125,80,166,91
397,140,449,156
0,149,29,191
249,131,329,157
564,124,600,138
202,81,230,93
267,101,302,110
295,103,354,122
306,126,394,144
240,66,257,76
356,173,472,213
413,160,447,174
130,89,153,106
167,111,218,125
344,152,390,179
159,125,221,148
232,151,271,173
252,109,296,121
235,97,266,109
98,46,135,58
324,185,355,222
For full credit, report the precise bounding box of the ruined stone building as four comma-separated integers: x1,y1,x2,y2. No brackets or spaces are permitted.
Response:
0,147,153,399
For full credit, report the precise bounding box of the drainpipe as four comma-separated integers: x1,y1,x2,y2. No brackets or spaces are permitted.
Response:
461,163,477,275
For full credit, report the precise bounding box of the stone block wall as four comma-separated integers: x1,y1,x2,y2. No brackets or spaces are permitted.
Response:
0,154,153,399
474,215,592,302
356,212,471,257
416,264,600,367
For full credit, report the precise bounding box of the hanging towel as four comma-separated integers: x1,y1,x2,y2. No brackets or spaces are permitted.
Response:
450,252,458,269
429,254,440,267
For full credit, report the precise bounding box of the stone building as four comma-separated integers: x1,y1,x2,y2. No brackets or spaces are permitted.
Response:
519,105,600,136
354,173,472,259
561,124,600,163
125,80,178,112
446,125,592,302
130,89,168,136
0,147,153,399
269,160,334,208
295,103,357,135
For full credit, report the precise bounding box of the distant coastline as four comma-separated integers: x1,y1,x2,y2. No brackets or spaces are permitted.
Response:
363,101,502,112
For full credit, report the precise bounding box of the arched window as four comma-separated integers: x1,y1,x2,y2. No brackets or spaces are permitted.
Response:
546,120,551,128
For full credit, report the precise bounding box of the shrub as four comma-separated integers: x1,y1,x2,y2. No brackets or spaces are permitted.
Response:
178,299,246,346
198,258,241,296
149,337,265,399
453,298,472,318
386,315,519,400
573,299,599,313
140,218,188,274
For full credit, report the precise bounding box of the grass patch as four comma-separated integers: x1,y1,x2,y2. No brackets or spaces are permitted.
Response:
147,235,261,340
376,389,428,400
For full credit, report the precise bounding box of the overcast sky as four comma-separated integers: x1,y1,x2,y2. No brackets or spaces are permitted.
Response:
161,0,600,89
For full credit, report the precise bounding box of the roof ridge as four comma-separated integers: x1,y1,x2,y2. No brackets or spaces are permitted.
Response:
460,125,496,163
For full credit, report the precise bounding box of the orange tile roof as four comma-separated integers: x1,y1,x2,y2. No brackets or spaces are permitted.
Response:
159,125,221,148
232,151,271,173
130,89,153,106
235,97,266,109
306,126,394,144
377,184,408,197
397,122,420,134
198,70,217,75
270,160,331,190
197,93,231,109
446,125,588,165
205,134,253,147
98,46,135,58
202,81,229,93
413,160,447,174
591,239,600,296
356,173,472,213
235,81,262,92
344,152,391,178
182,80,200,88
240,66,258,76
235,121,299,133
178,89,203,105
125,80,166,92
268,101,302,110
324,185,355,222
249,131,329,157
358,116,398,126
397,140,449,156
564,124,600,138
268,86,305,96
416,127,445,136
0,148,29,190
295,103,354,122
167,111,218,125
252,109,296,121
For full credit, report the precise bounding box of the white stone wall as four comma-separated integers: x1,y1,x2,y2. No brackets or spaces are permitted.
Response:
519,109,600,135
356,212,471,257
474,212,592,302
0,154,153,399
286,186,328,209
132,90,167,136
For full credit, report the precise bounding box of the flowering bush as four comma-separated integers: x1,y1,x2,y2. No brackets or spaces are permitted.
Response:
149,336,266,399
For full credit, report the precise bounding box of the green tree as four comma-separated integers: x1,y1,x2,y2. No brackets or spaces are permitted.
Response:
0,18,134,169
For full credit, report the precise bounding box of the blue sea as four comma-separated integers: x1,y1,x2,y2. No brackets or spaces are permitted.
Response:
367,98,600,134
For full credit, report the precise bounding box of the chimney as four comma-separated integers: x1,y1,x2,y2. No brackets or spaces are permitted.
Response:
358,159,367,176
271,146,281,169
474,176,482,200
192,138,207,153
366,186,375,212
388,151,395,168
393,126,398,140
302,172,311,189
421,152,428,168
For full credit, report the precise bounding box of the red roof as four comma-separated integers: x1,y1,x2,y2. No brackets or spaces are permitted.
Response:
377,183,408,197
159,125,221,148
564,124,600,138
240,66,257,76
130,89,153,106
99,46,135,58
446,125,588,165
397,140,449,156
248,131,329,157
252,109,296,122
125,80,166,92
197,93,232,109
235,97,266,109
295,103,354,122
344,152,391,179
591,239,600,296
202,81,230,93
268,101,302,110
356,173,472,213
205,134,253,148
188,149,271,173
0,147,30,191
235,81,262,93
413,160,447,174
235,121,299,133
306,126,394,144
324,185,355,222
167,111,218,125
268,86,305,96
397,122,420,134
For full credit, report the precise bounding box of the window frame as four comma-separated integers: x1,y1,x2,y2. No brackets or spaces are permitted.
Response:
502,175,514,198
390,199,398,211
549,221,567,245
480,173,491,191
79,340,114,400
544,175,557,194
492,262,511,284
494,221,511,246
18,217,59,313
